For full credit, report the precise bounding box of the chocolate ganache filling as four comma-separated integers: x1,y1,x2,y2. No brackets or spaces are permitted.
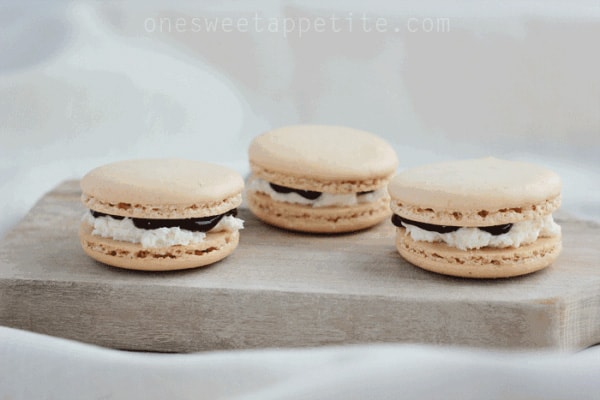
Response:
391,215,512,236
268,183,375,200
90,209,238,232
269,183,322,200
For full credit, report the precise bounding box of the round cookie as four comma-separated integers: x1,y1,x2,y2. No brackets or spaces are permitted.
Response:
79,159,244,271
247,125,399,233
388,157,562,278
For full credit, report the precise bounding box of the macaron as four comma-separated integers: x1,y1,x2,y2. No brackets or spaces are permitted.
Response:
388,157,562,278
79,159,244,271
246,125,398,233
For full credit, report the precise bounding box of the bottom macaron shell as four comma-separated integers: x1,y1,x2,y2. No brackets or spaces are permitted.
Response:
395,228,562,279
247,191,391,233
79,223,239,271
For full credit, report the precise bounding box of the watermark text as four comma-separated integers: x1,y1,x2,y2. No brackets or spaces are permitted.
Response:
144,13,451,38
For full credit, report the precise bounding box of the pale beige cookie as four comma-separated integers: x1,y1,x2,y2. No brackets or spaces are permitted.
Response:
247,190,391,233
388,157,563,278
81,159,243,219
388,157,561,226
396,228,562,278
79,159,244,271
247,125,398,233
80,224,239,271
249,125,398,193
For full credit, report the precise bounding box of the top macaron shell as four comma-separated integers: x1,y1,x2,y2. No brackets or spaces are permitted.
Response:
81,159,244,219
388,157,562,226
249,125,398,188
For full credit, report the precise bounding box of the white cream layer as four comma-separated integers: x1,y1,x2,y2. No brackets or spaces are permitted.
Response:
83,212,244,249
248,178,386,207
401,214,560,251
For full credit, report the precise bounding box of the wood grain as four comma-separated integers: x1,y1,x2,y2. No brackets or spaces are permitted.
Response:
0,180,599,352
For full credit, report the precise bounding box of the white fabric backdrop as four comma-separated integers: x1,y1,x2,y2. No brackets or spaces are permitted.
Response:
2,326,600,400
1,1,599,236
1,1,599,398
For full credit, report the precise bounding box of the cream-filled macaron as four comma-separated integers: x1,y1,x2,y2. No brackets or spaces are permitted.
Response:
247,125,398,233
79,159,244,271
388,157,562,278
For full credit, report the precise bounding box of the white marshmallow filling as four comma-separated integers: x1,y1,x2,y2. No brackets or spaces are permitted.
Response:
82,210,244,249
248,178,386,207
393,214,560,251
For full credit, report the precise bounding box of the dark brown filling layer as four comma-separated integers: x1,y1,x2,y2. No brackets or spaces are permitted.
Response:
90,209,238,232
391,214,512,236
269,183,321,200
268,183,374,200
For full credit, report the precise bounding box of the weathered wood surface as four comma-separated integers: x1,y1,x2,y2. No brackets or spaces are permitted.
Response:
0,180,599,352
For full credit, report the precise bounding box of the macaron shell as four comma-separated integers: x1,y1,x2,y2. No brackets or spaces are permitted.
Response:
81,159,244,218
395,228,562,278
249,125,398,182
249,165,391,194
80,222,239,271
390,195,561,227
388,157,561,216
82,192,242,220
247,190,391,233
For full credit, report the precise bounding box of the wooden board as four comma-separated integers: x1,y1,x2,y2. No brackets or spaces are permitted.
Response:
1,181,599,352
